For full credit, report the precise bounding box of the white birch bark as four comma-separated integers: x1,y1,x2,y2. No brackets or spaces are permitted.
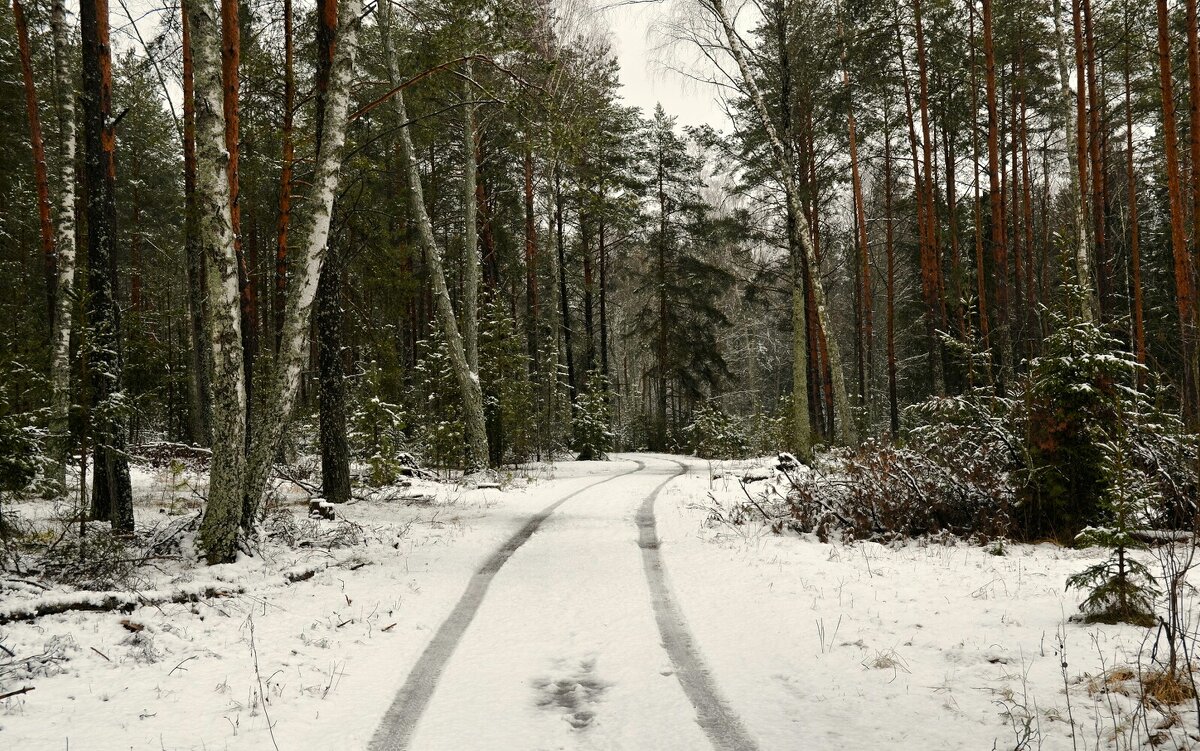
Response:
382,3,490,470
186,0,247,564
47,0,77,489
463,68,480,373
1051,0,1097,321
705,0,855,447
236,0,364,532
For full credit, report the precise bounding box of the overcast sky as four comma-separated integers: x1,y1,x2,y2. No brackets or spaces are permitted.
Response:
601,1,729,130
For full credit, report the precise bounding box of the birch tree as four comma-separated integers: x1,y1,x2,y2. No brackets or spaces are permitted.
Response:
700,0,854,452
195,0,363,562
186,0,246,562
47,0,78,488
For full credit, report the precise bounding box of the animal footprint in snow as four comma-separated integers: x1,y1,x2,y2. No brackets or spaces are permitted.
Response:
531,658,609,730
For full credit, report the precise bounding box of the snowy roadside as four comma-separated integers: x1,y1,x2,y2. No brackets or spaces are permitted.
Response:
655,457,1197,750
0,459,634,750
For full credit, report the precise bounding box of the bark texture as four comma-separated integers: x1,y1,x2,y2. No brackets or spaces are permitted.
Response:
188,0,248,563
47,0,78,488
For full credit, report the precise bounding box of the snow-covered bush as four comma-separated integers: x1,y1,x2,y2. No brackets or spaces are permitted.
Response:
684,404,749,459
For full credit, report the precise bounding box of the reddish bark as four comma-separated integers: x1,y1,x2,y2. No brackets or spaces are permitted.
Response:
13,0,56,322
274,0,294,353
983,0,1011,386
1156,0,1198,426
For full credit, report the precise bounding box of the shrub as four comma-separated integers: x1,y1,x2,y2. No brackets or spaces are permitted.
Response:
684,404,749,459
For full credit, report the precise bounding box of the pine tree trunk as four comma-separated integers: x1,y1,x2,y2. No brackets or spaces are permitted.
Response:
274,0,294,354
524,146,539,374
47,0,78,488
13,0,56,327
983,0,1012,391
1081,0,1107,318
842,32,871,420
554,164,577,408
969,6,992,380
1124,13,1145,388
381,2,489,470
182,4,212,446
316,259,349,502
81,0,133,532
884,107,899,437
912,0,946,387
313,0,349,502
188,0,247,563
462,70,480,373
1052,0,1096,320
1187,0,1200,276
1155,0,1199,428
898,21,944,396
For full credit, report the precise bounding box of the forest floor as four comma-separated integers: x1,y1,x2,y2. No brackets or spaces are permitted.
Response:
0,453,1195,750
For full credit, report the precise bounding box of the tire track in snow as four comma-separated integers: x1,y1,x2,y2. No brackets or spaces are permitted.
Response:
369,460,646,751
638,459,761,751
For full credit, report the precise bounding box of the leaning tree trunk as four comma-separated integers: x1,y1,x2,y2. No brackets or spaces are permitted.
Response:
197,0,363,563
381,9,488,470
187,0,247,564
243,0,362,514
707,0,851,449
47,0,78,488
80,0,133,532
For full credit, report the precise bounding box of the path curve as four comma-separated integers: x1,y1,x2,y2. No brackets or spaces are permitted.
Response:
368,460,645,751
637,457,760,751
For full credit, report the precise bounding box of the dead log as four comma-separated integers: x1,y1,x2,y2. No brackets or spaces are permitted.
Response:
0,583,244,625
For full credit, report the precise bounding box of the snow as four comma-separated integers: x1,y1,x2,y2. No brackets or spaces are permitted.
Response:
3,454,1195,749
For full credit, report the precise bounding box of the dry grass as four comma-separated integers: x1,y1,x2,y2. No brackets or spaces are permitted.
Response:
1141,669,1196,706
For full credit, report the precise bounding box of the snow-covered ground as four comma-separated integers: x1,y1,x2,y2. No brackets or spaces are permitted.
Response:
2,454,1195,749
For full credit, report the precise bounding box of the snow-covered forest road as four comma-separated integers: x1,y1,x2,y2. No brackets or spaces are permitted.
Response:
4,454,1173,750
371,455,754,751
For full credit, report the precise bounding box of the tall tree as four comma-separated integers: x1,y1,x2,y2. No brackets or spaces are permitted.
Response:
1155,0,1199,427
381,0,490,471
187,0,246,562
47,0,78,487
12,0,55,325
80,0,133,530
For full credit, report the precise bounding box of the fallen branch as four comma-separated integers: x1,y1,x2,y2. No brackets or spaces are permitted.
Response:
0,686,33,701
0,583,245,625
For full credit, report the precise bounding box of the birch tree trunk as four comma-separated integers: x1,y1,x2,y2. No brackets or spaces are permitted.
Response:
47,0,78,489
380,5,488,470
187,0,247,563
463,68,480,373
706,0,852,448
240,0,363,520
